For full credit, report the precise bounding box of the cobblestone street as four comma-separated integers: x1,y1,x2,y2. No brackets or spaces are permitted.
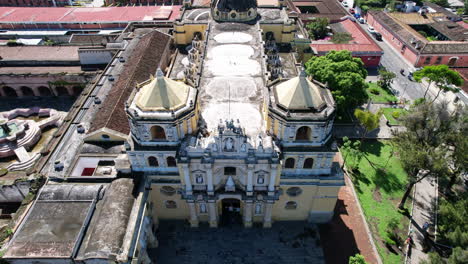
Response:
150,221,325,264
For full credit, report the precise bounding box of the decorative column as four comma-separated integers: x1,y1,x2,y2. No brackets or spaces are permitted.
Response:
268,164,277,195
205,164,214,195
14,88,23,97
263,201,273,228
243,200,253,228
183,164,192,195
208,200,217,228
187,201,199,227
247,164,254,196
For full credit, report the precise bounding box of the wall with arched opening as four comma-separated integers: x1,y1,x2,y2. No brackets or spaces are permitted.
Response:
295,126,311,141
20,86,35,97
2,86,17,97
38,86,52,96
150,125,166,140
55,86,69,96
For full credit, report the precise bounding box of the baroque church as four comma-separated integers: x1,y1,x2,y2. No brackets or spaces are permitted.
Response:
126,0,344,229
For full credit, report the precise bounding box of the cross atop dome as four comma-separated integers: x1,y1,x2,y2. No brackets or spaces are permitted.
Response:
211,0,258,22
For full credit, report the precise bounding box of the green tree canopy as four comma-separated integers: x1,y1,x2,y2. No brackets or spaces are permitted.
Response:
349,254,368,264
306,17,329,40
413,65,464,103
305,50,369,111
377,68,396,89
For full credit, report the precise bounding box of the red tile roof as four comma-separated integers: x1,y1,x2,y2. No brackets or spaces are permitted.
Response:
310,19,383,54
0,6,181,24
88,30,171,136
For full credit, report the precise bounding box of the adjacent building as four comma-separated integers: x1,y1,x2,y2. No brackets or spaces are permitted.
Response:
366,3,468,67
0,0,71,7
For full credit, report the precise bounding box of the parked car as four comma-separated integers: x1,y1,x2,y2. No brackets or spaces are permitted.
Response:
349,8,355,14
371,32,382,41
358,17,366,24
367,26,375,33
343,2,349,7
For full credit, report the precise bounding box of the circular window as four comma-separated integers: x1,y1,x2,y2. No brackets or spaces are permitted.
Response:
216,11,220,16
286,187,302,197
285,201,297,210
165,200,177,209
248,11,252,16
160,186,176,196
231,12,237,18
101,134,110,140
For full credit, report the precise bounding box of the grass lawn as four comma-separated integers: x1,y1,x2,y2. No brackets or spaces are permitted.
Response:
342,140,410,264
367,83,398,103
382,108,407,126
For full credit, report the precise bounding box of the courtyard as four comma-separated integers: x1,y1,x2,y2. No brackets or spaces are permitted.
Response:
150,221,325,264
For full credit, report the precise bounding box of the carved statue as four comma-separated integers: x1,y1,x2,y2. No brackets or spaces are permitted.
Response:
225,137,234,151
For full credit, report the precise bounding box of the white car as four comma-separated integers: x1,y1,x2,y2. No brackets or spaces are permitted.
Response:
343,2,349,7
367,26,375,33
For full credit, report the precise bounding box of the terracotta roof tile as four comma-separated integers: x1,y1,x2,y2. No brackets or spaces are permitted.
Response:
88,30,171,136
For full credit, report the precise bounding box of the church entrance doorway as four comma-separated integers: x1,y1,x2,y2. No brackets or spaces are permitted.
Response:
221,198,241,226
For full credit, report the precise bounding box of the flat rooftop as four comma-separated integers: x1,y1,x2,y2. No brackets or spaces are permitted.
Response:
0,66,84,74
0,6,182,24
4,178,136,261
198,22,267,138
310,19,383,54
0,46,80,61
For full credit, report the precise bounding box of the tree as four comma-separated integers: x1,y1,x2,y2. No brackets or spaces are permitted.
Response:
341,136,362,170
392,102,454,209
377,68,396,89
354,109,382,141
306,17,329,40
349,254,368,264
305,50,369,111
413,65,463,103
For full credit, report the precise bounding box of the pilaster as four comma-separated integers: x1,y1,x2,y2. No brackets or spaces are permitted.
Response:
205,164,214,195
183,164,192,195
247,164,254,196
208,200,218,228
268,164,277,196
263,201,273,228
243,200,253,228
187,201,199,227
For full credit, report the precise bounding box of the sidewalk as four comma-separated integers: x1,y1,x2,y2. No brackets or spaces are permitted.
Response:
405,176,438,264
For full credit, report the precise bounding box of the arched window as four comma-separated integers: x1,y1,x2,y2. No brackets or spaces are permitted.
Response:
285,201,297,210
257,175,264,184
448,57,458,66
166,156,177,167
285,158,295,169
148,156,159,167
303,158,314,169
296,126,311,141
160,186,176,196
165,200,177,209
38,86,52,96
150,125,166,140
286,187,303,197
2,86,17,97
20,86,34,97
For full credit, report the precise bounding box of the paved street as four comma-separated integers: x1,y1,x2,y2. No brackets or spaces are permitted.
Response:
150,221,325,264
357,18,468,106
405,176,438,264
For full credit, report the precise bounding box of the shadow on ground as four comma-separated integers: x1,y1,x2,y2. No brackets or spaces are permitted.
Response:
319,199,360,264
149,220,325,264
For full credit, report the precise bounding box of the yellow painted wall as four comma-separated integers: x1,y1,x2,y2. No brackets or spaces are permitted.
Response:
150,184,190,220
260,24,294,43
174,24,208,45
272,185,319,221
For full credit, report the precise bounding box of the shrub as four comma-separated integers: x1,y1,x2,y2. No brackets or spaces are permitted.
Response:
392,111,401,119
332,32,353,44
369,87,380,95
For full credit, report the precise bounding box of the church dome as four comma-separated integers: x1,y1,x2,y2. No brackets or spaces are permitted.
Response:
274,71,326,111
212,0,258,22
215,0,257,12
135,69,193,112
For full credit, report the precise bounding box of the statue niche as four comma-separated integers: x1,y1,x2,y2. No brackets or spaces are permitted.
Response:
223,137,235,152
